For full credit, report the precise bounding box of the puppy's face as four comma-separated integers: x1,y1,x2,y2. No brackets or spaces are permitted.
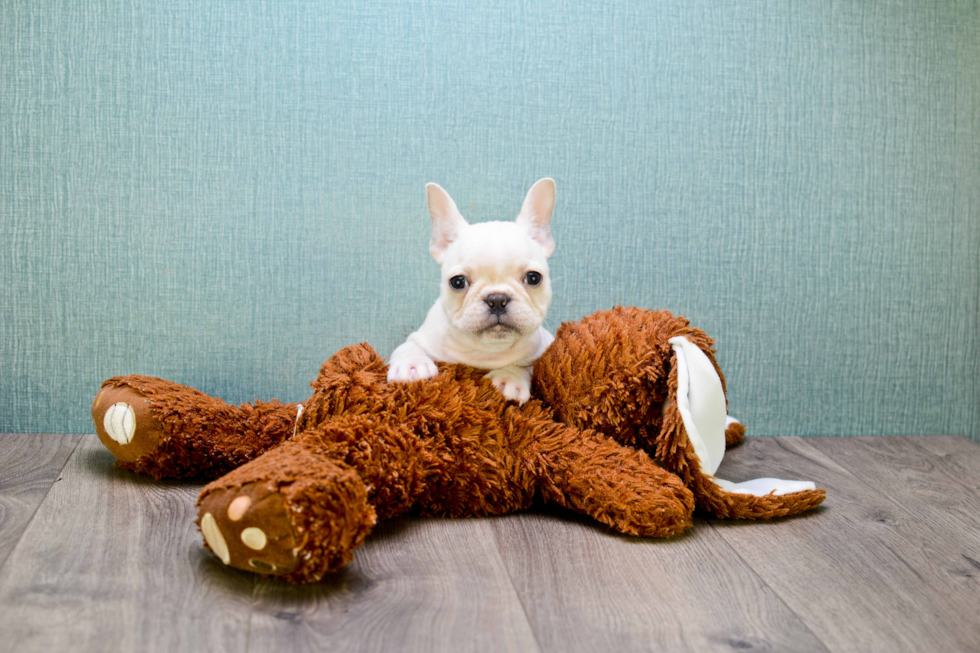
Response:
427,179,556,352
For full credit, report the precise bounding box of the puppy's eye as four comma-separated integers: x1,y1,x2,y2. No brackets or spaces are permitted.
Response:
449,275,468,290
524,271,542,286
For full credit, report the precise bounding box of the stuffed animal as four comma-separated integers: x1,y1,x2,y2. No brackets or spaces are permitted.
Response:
92,308,824,583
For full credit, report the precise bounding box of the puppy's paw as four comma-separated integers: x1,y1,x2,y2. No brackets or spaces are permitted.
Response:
485,366,532,404
387,355,439,383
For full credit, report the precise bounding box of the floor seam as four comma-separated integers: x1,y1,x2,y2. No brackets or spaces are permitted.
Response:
0,433,85,574
706,436,840,653
489,518,547,653
705,515,835,653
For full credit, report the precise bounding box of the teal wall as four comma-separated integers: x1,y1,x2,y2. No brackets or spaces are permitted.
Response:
2,0,978,439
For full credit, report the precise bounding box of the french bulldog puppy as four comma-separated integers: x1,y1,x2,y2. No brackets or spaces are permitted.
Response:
387,179,557,404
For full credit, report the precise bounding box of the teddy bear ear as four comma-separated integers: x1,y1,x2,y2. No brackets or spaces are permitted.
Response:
516,178,556,257
426,183,469,264
669,335,817,497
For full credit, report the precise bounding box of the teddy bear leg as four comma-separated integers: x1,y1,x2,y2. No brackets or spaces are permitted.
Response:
197,437,377,583
92,375,300,480
196,413,430,582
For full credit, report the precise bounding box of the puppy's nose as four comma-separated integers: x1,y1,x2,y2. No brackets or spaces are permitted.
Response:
485,294,510,316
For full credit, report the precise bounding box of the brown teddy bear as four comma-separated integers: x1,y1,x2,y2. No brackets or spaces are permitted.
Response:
92,307,824,583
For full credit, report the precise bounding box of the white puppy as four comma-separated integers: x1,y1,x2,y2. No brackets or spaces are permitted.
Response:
387,179,557,404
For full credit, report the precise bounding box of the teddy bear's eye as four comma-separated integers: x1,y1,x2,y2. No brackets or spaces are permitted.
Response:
524,271,542,286
449,275,468,290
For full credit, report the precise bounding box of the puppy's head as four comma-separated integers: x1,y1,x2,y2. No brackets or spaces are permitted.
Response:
426,179,556,352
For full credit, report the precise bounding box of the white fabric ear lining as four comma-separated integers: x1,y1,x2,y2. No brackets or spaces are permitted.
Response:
669,336,726,476
713,477,817,497
669,336,816,497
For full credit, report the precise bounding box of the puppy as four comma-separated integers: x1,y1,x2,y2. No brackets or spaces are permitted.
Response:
387,179,557,404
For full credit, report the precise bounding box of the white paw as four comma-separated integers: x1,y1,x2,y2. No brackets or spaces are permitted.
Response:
485,367,532,404
387,355,439,382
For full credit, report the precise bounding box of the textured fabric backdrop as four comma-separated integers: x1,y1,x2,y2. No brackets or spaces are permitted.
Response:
2,0,978,439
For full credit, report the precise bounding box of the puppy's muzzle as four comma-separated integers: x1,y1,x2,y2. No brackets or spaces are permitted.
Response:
485,294,510,316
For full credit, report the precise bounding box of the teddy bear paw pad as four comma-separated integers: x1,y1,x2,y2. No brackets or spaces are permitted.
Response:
103,402,136,445
92,385,169,463
200,512,231,564
198,483,301,576
227,495,251,521
240,527,268,550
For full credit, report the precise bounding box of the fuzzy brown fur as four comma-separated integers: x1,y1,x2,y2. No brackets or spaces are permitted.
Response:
92,308,824,583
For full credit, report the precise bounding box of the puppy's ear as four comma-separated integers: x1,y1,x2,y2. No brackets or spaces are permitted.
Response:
426,183,468,264
516,178,556,257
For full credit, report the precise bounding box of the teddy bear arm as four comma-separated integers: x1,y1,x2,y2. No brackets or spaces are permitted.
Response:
523,420,695,538
92,375,301,480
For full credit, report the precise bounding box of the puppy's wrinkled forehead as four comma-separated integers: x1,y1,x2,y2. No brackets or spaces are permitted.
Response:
444,222,548,277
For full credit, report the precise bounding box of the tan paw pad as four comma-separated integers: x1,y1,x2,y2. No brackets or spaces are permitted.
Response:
198,483,301,576
227,496,251,521
201,512,231,565
248,559,276,572
241,527,268,551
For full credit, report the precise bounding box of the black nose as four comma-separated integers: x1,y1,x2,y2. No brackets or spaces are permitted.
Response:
485,294,510,316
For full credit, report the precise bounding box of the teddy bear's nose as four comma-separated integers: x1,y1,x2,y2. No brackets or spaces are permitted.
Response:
485,294,510,316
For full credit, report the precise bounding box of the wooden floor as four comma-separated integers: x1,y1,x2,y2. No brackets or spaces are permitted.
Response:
0,434,978,652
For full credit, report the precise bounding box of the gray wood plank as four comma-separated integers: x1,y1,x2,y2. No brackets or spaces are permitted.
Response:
903,435,979,459
0,435,253,653
807,436,980,589
711,436,980,653
904,435,980,499
0,434,81,569
247,517,541,653
4,434,978,653
489,506,828,653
